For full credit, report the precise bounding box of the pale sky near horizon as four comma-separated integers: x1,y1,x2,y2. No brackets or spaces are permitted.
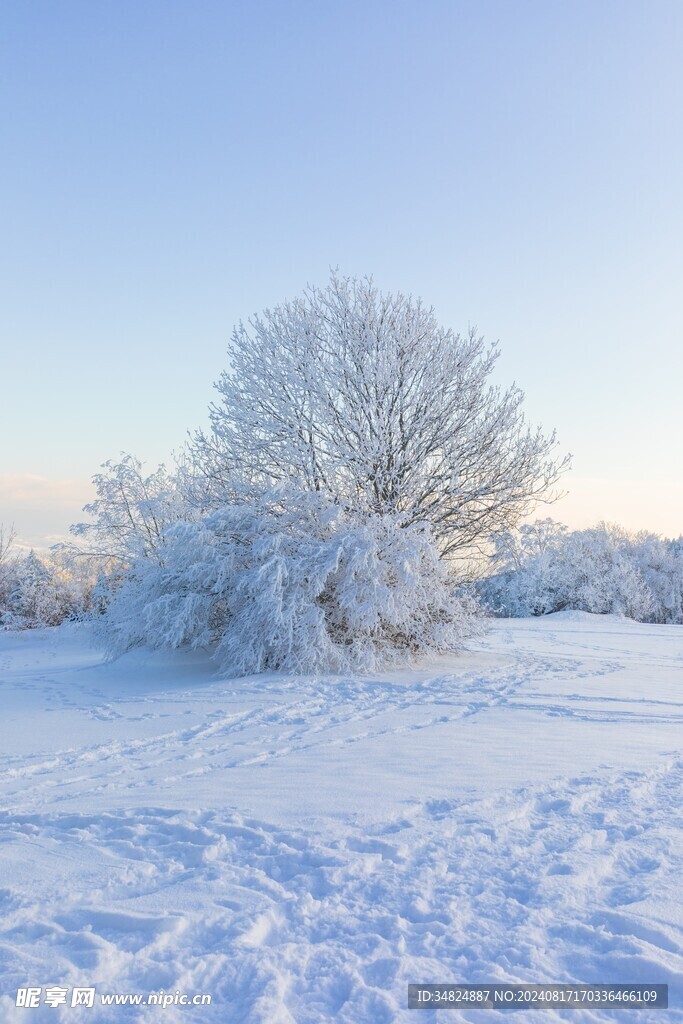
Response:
1,0,682,548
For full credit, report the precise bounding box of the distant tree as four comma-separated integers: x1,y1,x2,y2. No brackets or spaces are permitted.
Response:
484,518,570,615
491,518,569,572
560,524,653,619
478,519,683,622
630,531,683,624
0,545,94,629
190,273,569,559
10,550,54,625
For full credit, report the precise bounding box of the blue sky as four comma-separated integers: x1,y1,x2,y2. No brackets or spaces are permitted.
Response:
1,0,682,545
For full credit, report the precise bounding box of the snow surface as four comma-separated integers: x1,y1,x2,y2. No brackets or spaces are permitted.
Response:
0,614,681,1022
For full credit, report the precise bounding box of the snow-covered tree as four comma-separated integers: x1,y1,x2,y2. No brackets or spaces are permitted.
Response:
84,275,574,672
190,273,569,558
71,454,182,563
96,488,481,675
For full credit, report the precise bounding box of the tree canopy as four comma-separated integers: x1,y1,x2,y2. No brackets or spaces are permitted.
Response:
191,273,569,557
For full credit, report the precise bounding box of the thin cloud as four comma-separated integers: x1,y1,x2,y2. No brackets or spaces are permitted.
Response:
0,474,95,550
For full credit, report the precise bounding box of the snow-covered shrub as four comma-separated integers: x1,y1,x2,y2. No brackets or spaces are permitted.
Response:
479,520,668,621
96,490,481,675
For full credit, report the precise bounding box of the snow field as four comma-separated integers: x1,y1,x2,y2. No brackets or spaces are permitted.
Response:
0,613,681,1022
